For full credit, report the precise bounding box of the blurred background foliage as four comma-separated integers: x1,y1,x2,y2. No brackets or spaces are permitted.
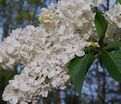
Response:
0,0,46,38
0,0,121,104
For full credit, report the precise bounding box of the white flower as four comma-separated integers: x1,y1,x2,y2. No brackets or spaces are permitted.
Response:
105,3,121,42
19,83,30,92
7,46,15,54
106,3,121,28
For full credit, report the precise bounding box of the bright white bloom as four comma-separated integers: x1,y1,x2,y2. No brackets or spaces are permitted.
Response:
2,26,90,104
105,3,121,41
2,21,90,103
106,3,121,28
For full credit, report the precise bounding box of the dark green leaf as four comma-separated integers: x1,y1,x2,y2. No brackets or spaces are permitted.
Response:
84,46,95,53
104,41,121,51
95,9,108,44
101,50,121,82
68,54,95,93
117,0,121,4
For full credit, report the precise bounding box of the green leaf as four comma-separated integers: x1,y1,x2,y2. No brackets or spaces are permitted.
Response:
95,9,108,44
101,50,121,82
117,0,121,4
68,54,95,93
84,46,95,53
104,41,121,51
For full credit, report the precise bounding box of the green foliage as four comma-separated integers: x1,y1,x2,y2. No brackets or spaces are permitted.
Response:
0,70,16,103
84,45,97,53
0,0,45,37
117,0,121,4
104,41,121,51
15,10,34,24
0,0,5,6
95,9,108,45
27,0,45,6
101,50,121,82
68,54,95,93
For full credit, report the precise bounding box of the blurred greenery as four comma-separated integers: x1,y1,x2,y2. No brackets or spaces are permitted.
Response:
0,0,46,37
0,70,16,104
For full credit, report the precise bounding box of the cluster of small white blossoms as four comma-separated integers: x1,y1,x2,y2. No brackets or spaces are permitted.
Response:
105,2,121,41
106,3,121,28
1,0,95,104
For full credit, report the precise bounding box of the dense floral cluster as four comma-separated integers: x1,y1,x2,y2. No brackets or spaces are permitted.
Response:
105,3,121,41
1,0,93,103
1,0,121,104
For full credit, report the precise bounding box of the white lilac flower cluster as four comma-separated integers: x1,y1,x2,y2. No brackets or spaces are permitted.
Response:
106,3,121,28
1,0,121,104
105,3,121,41
1,0,94,103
